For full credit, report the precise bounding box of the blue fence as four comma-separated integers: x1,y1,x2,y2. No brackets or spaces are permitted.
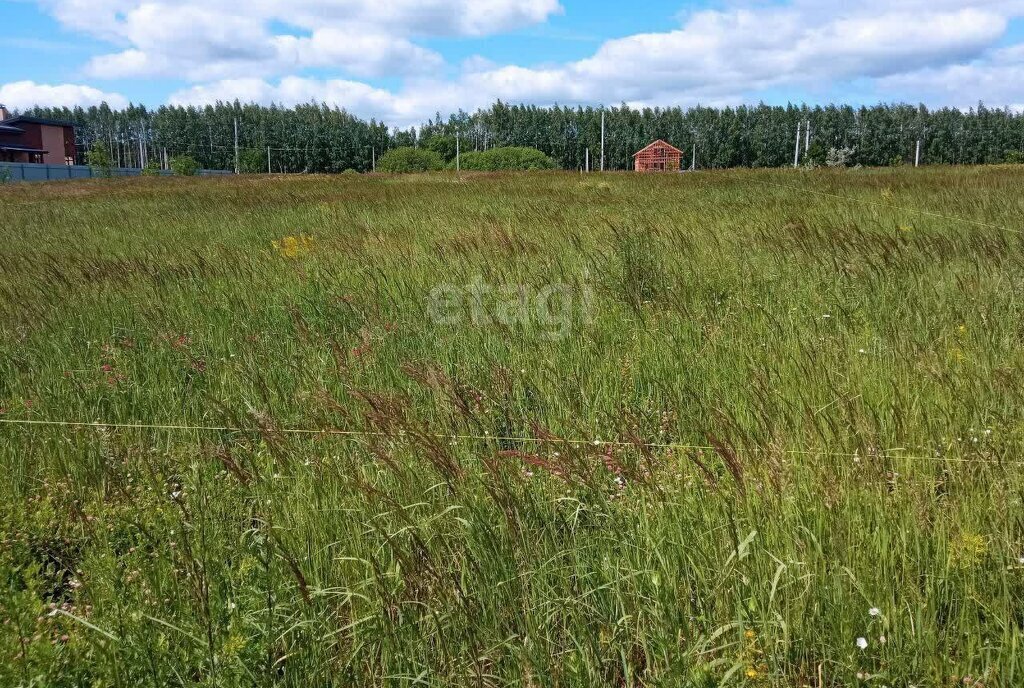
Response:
0,162,233,183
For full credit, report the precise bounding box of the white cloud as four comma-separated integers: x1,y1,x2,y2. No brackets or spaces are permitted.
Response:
527,6,1007,104
276,0,563,36
42,0,561,80
272,31,444,78
876,44,1024,109
0,81,128,110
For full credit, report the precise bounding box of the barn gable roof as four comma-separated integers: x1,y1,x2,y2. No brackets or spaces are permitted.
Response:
633,139,683,157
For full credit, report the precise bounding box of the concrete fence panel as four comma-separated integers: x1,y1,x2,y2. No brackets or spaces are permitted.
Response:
0,162,232,183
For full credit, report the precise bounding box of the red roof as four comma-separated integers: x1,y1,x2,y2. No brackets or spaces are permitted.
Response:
633,139,683,157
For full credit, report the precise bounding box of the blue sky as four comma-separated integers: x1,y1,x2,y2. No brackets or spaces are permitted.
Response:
2,0,1023,127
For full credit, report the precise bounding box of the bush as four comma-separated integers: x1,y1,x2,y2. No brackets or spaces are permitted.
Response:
423,135,458,162
805,141,827,167
458,147,555,171
825,146,856,168
239,148,267,174
141,160,162,177
86,143,114,178
1005,150,1024,164
377,147,444,173
169,155,199,176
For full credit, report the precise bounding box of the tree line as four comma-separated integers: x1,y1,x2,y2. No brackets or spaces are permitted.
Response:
25,100,1024,172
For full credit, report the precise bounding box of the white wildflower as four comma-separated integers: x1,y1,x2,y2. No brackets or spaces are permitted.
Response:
869,607,881,617
856,637,868,650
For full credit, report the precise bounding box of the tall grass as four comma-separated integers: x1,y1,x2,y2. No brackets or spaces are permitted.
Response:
1,167,1023,686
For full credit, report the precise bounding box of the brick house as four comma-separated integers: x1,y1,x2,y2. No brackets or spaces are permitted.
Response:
0,105,77,165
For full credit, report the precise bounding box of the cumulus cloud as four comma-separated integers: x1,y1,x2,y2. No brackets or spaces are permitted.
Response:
492,6,1007,104
40,0,560,80
876,44,1024,108
0,81,128,110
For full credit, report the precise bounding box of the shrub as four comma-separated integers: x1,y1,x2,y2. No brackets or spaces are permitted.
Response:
825,146,856,168
141,160,162,177
423,135,457,162
86,143,114,178
377,147,444,173
239,148,267,174
1005,150,1024,164
169,155,199,176
805,141,827,167
458,147,555,171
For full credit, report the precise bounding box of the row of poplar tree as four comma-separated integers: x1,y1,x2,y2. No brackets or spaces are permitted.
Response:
26,100,1024,172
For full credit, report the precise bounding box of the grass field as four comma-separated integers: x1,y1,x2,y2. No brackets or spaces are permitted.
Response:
1,167,1023,687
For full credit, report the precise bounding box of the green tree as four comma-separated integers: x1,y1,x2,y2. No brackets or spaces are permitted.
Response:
86,142,114,178
423,135,458,162
239,148,266,174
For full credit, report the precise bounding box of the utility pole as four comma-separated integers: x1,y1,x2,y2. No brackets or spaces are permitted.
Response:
267,146,271,174
233,117,239,174
691,142,696,171
805,119,810,154
915,139,921,168
138,126,145,169
600,110,605,172
793,121,802,168
585,147,589,172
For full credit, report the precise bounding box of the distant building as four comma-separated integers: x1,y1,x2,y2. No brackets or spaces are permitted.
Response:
633,139,683,172
0,105,76,165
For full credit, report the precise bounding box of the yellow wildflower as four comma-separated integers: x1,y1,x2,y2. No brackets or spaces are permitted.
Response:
950,532,988,569
272,233,314,258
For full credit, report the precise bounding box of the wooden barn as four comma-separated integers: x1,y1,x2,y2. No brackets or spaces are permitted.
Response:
633,140,683,172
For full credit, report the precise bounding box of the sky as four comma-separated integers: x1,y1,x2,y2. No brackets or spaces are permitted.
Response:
1,0,1023,128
